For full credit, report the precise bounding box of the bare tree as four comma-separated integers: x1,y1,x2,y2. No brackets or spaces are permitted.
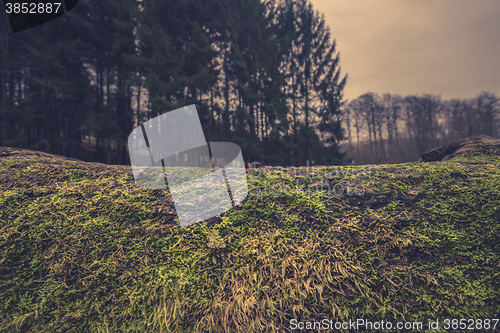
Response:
381,93,403,152
348,98,365,158
343,103,353,147
356,93,385,162
345,91,498,165
403,94,442,155
442,98,465,142
442,92,499,142
472,92,499,137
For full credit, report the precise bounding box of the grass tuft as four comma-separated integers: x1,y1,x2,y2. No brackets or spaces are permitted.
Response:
1,147,499,332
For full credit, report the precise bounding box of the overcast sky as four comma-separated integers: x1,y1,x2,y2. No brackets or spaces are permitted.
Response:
309,0,500,102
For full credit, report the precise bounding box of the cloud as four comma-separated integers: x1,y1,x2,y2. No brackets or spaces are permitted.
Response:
310,0,500,100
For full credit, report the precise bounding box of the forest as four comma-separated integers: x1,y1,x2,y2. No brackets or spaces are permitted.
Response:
0,0,348,167
0,0,498,168
343,91,500,164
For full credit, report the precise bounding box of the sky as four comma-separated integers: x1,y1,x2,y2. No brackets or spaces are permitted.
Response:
309,0,500,102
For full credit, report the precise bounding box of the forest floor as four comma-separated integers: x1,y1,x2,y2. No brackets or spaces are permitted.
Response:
0,146,499,332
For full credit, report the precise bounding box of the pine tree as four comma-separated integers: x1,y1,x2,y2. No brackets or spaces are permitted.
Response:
280,0,347,165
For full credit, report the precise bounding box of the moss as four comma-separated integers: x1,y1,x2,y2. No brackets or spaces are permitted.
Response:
0,147,499,332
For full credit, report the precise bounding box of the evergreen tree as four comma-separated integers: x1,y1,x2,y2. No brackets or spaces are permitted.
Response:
279,0,347,165
0,0,350,167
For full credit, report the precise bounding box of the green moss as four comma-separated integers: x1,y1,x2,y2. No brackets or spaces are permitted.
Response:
0,148,499,332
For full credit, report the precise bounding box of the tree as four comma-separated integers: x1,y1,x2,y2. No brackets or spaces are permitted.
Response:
381,93,403,152
0,0,350,167
471,92,499,138
404,94,442,154
279,0,347,164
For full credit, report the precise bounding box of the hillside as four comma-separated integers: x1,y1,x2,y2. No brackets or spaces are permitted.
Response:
1,145,499,332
